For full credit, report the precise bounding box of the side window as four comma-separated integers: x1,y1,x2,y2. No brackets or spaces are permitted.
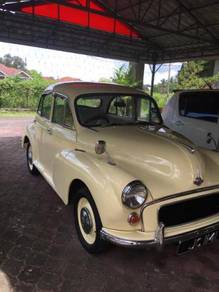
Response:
40,94,53,120
53,95,74,129
108,96,134,118
179,93,218,123
64,102,74,128
137,98,150,122
37,96,43,115
137,98,161,124
179,95,187,116
53,96,65,125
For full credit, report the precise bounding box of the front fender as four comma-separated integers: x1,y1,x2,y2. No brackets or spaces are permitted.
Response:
53,150,142,230
22,122,38,158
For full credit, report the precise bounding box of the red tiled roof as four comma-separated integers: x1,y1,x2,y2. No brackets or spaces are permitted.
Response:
58,77,81,82
43,76,55,81
0,63,21,76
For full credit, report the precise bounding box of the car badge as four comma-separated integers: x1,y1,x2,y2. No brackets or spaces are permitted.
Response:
194,176,204,186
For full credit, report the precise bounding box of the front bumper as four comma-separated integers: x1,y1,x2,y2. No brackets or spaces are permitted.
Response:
100,221,219,248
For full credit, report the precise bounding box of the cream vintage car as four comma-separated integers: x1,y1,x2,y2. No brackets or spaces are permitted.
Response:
23,82,219,254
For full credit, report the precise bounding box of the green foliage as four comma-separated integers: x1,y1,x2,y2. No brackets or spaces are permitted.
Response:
112,64,139,87
0,54,27,70
0,74,53,110
153,92,170,109
98,77,112,83
177,61,205,89
154,77,177,95
177,60,219,89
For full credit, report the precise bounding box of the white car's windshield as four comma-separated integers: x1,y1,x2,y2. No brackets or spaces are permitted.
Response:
75,93,162,127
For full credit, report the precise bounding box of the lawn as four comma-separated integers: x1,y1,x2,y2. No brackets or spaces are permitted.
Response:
0,110,35,118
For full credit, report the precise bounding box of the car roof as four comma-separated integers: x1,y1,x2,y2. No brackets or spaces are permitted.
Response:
44,81,147,98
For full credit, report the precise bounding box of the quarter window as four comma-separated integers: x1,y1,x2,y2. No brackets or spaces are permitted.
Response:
179,92,219,123
137,98,150,122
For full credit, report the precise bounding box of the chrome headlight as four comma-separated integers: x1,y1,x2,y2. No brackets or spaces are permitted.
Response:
122,181,148,209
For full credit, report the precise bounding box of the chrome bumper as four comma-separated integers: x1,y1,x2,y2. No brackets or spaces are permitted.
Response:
100,221,219,248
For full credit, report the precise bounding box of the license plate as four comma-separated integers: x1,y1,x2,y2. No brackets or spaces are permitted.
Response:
177,231,218,254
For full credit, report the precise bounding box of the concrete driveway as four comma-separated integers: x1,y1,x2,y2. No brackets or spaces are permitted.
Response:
0,117,219,292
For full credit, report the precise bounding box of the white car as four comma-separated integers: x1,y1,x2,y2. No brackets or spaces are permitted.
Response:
162,89,219,150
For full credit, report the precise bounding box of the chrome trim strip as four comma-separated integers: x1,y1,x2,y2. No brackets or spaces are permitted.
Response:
154,222,165,246
179,141,196,153
100,230,154,247
101,222,219,248
140,184,219,231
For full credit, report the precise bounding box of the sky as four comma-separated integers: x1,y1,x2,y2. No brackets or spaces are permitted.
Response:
0,42,181,84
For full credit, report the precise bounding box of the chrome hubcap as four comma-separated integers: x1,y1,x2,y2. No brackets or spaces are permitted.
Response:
80,207,93,234
77,197,96,244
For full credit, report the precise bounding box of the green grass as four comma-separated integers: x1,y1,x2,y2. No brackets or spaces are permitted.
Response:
0,110,35,117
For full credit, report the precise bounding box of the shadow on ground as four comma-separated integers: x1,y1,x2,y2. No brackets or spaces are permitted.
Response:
0,125,219,291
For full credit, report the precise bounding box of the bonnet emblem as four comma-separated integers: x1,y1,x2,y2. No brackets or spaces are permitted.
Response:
194,177,204,186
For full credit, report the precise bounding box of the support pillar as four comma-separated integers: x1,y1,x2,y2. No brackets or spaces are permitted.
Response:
150,63,156,96
149,63,163,96
130,61,144,89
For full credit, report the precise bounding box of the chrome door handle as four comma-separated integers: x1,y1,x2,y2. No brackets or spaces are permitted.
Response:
175,120,184,126
47,128,52,135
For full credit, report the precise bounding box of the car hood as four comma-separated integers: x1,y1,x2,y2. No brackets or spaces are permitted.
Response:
79,125,219,199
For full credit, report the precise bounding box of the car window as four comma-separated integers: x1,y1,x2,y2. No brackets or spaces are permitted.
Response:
37,96,43,115
77,97,101,108
53,95,74,128
64,101,74,128
179,92,219,123
75,93,161,127
108,96,134,118
137,98,150,122
41,94,53,120
53,95,65,124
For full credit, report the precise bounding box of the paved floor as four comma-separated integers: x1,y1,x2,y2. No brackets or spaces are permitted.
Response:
0,117,219,292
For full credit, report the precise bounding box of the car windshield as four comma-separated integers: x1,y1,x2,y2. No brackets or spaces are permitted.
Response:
75,93,162,128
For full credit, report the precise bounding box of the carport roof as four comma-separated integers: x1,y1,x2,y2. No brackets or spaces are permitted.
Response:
1,0,219,63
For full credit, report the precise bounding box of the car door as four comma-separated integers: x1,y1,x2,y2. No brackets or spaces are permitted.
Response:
34,93,54,172
42,93,76,184
172,91,219,150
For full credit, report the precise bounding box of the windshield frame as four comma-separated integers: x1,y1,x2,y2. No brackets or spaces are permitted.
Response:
75,92,163,128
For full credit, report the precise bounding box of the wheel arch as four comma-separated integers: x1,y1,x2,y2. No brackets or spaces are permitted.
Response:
68,178,90,204
22,135,30,148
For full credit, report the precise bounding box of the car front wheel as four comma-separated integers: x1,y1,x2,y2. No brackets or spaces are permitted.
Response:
74,187,108,253
26,143,39,175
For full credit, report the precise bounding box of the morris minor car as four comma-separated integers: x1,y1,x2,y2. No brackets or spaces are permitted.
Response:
23,82,219,253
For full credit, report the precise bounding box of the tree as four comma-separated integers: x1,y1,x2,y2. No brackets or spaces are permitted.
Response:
0,54,27,70
177,60,219,89
177,61,205,89
112,64,139,87
98,77,112,83
0,71,53,109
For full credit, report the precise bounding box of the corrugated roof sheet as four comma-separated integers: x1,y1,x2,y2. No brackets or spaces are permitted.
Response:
1,0,219,63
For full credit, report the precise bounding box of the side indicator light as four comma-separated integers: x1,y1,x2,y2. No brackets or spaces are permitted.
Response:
128,212,140,225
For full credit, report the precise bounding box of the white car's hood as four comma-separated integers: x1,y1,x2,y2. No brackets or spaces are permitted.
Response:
79,125,219,199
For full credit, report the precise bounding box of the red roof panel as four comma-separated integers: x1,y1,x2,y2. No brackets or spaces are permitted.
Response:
60,5,88,27
20,1,140,39
90,14,114,33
